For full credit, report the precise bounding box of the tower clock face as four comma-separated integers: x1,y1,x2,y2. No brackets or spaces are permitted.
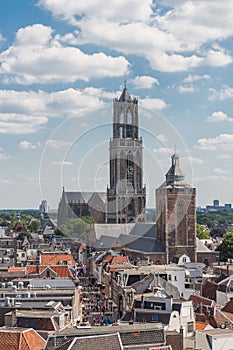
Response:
127,166,134,173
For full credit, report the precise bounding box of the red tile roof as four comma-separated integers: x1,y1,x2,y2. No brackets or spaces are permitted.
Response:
189,294,217,308
111,256,129,265
195,321,211,331
102,254,113,263
8,267,26,273
0,328,46,350
40,253,76,267
222,297,233,313
26,265,74,278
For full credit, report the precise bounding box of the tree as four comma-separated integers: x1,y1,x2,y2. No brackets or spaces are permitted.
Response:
59,218,90,242
217,232,233,261
28,219,41,232
196,224,210,239
17,232,32,241
211,227,226,237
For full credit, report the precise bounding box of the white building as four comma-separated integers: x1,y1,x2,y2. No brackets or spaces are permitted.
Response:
196,329,233,350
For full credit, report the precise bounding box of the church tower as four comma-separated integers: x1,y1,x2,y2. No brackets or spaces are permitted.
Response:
156,153,196,263
106,85,146,223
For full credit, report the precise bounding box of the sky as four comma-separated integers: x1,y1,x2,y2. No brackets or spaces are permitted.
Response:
0,0,233,210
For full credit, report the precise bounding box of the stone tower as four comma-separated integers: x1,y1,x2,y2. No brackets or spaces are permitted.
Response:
156,153,196,263
106,85,146,223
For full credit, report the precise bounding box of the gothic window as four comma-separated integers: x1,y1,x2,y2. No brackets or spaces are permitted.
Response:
127,109,133,124
119,111,124,124
119,126,124,138
138,197,142,214
126,125,133,138
127,151,134,187
178,201,184,214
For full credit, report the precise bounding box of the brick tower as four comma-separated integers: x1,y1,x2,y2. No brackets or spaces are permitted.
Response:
156,153,196,263
106,85,146,223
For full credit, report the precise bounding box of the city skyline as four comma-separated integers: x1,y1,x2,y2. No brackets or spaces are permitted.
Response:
0,1,233,209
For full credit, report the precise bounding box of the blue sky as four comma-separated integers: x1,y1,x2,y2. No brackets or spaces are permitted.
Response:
0,0,233,210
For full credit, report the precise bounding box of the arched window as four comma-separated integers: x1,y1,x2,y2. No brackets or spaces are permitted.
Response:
119,111,124,124
127,151,134,187
127,109,133,124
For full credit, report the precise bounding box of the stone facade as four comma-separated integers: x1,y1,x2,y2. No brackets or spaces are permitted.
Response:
156,153,196,263
106,85,146,223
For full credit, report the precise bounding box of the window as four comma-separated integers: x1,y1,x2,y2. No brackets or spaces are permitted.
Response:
119,111,124,123
127,109,133,124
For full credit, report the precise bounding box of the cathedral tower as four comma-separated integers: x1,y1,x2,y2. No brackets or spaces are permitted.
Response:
156,153,196,263
106,85,146,223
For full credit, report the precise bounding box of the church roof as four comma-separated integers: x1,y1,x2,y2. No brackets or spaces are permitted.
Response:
92,223,165,253
93,223,135,240
63,191,106,205
130,223,156,238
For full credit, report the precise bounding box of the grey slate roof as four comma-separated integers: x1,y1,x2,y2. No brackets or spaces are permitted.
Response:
93,222,165,253
46,324,165,350
118,87,132,102
130,223,156,238
64,191,106,206
93,223,134,240
67,333,123,350
30,278,75,289
122,235,165,254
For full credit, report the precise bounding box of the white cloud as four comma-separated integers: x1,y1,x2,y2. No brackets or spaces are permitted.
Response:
209,86,233,101
195,175,228,182
183,74,210,83
0,153,9,160
157,134,168,144
0,34,5,43
52,161,74,166
46,140,71,148
0,113,48,134
18,141,38,149
0,177,14,185
132,76,159,89
195,134,233,151
205,49,232,67
0,88,106,134
156,1,233,50
178,85,195,94
153,147,173,155
217,154,232,160
140,97,167,111
2,0,232,87
38,0,153,24
206,111,233,123
0,24,129,84
182,156,204,165
213,167,228,175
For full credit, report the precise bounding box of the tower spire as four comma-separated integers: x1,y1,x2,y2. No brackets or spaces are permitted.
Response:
166,151,184,184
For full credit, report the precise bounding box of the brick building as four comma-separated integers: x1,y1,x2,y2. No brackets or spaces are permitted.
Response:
156,153,196,264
